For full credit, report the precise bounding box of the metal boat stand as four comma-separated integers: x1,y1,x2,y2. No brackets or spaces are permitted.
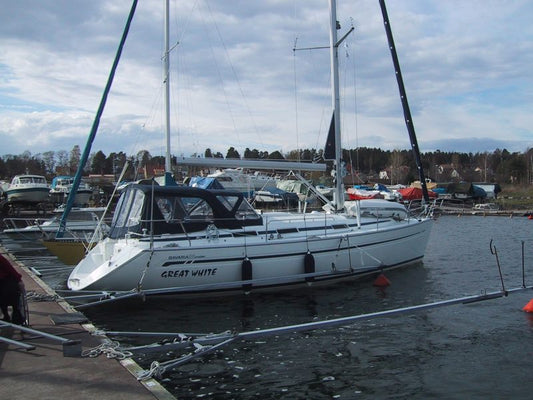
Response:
0,320,82,357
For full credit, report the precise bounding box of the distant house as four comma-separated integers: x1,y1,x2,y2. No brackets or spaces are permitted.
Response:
378,166,410,184
437,164,461,181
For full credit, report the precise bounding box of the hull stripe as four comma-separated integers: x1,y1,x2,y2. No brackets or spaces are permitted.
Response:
161,229,425,267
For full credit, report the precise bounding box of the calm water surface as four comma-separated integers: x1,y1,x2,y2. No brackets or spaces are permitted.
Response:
3,215,533,399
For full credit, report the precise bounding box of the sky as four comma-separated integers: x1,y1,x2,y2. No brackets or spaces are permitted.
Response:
1,0,533,161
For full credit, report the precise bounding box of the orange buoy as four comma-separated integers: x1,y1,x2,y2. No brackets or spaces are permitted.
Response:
373,273,391,287
528,215,533,220
522,299,533,313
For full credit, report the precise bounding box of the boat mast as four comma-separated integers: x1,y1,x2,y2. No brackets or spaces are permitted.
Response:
378,0,429,203
163,0,173,184
56,0,138,238
329,0,344,211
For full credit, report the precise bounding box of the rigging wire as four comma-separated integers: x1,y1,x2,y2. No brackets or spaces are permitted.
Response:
203,0,265,150
169,0,201,158
351,30,361,181
293,37,300,163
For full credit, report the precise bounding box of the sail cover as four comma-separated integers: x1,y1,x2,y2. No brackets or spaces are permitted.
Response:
323,113,336,160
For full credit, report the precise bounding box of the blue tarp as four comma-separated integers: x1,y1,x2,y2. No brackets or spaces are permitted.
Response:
432,187,447,194
188,176,225,190
473,185,487,199
353,185,372,190
373,183,389,192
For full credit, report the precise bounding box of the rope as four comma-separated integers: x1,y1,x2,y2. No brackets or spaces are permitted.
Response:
137,361,162,381
136,250,154,291
347,240,383,267
137,336,237,381
25,291,58,302
81,338,133,360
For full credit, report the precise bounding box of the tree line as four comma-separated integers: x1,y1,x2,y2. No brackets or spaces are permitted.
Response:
1,146,532,186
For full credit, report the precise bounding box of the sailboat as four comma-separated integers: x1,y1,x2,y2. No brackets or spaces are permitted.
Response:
67,0,434,295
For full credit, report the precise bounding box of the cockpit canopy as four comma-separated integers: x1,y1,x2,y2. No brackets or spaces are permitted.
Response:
109,184,262,239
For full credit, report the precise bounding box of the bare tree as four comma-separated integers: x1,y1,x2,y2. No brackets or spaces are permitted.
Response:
42,151,56,175
69,145,81,175
56,150,69,175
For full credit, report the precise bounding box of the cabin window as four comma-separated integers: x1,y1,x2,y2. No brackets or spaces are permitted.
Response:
235,199,261,220
155,196,186,223
183,197,213,221
153,195,213,225
216,194,260,221
216,195,240,212
129,191,145,225
113,188,145,228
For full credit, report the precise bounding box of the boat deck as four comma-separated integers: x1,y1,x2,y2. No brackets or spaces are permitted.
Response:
0,247,175,400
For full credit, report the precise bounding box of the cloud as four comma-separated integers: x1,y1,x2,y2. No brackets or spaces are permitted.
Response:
0,0,532,160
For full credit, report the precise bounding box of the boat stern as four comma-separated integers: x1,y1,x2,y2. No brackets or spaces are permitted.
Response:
67,238,145,291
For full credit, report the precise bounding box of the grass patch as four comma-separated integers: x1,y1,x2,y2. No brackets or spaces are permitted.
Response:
495,184,533,210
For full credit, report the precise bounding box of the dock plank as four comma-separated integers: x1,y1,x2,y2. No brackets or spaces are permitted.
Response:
0,248,175,400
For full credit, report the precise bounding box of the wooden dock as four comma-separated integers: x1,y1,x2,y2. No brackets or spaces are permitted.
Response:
0,247,176,400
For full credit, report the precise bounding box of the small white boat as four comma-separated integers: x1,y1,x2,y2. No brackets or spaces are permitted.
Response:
49,176,93,206
208,168,277,196
2,207,108,239
5,175,50,204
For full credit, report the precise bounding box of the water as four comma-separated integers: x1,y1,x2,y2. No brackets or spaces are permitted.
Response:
3,215,533,399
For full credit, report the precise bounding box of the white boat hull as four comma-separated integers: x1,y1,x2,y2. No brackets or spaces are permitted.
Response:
6,175,50,204
3,207,108,239
6,187,50,203
68,215,432,294
50,189,92,206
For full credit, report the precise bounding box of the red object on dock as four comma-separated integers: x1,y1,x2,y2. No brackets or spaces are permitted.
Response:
373,273,391,287
522,299,533,312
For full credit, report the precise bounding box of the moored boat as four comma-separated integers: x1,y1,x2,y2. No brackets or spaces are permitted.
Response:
3,206,108,239
5,175,50,204
67,0,435,296
67,184,432,292
207,168,277,196
49,176,93,206
42,238,98,265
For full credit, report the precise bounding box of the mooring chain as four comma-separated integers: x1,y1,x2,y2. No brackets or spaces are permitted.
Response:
25,291,58,302
81,338,133,360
